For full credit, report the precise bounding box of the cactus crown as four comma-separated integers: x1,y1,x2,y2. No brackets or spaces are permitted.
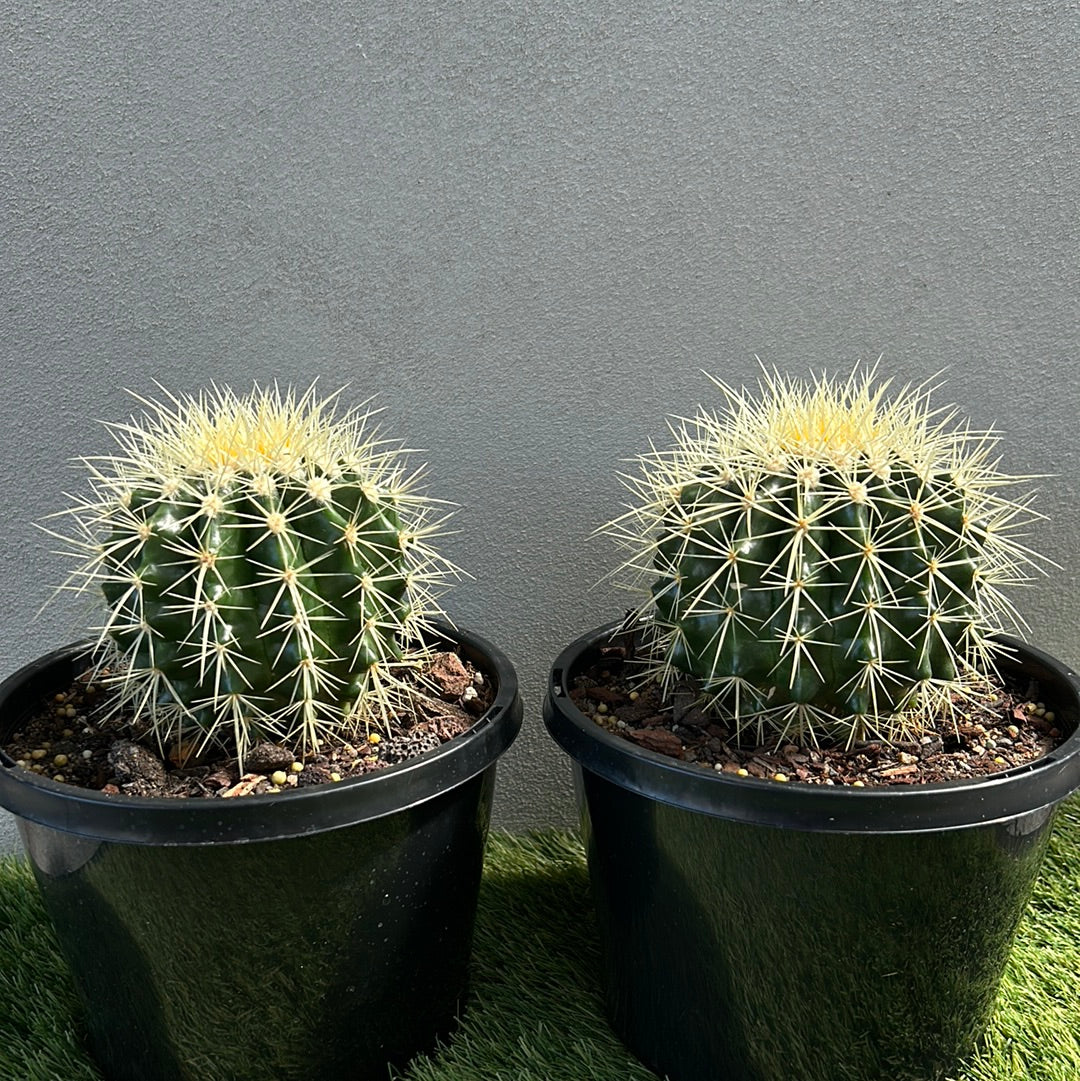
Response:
49,383,458,762
605,365,1046,747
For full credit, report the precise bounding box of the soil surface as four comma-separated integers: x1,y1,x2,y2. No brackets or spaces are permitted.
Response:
571,630,1067,787
4,650,492,799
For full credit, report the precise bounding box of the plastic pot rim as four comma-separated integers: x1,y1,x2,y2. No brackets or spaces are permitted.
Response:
0,619,522,846
544,621,1080,834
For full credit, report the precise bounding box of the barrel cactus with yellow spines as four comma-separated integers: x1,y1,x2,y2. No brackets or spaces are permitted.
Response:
51,384,457,762
606,365,1045,747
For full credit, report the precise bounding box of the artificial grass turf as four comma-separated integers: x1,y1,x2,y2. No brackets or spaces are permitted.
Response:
0,806,1076,1081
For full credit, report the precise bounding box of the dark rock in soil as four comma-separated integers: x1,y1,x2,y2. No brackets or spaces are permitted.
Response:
109,739,167,792
245,742,297,773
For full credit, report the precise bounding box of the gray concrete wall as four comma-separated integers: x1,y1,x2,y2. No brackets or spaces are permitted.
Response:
2,2,1078,850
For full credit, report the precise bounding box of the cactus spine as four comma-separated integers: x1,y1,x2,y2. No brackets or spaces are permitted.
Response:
606,366,1044,747
53,384,456,761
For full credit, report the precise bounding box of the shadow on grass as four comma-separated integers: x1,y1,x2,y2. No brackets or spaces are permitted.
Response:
399,830,658,1081
0,860,101,1081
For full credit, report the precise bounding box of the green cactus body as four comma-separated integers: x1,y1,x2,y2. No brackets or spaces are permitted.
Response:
653,464,981,725
609,368,1042,745
57,386,453,759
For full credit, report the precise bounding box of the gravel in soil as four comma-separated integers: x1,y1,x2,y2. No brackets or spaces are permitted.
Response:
571,632,1067,787
3,650,493,799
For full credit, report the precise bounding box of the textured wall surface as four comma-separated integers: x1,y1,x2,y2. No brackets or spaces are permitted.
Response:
2,2,1078,850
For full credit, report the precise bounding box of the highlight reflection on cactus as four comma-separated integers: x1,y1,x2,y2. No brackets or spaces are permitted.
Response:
50,384,457,762
606,365,1046,747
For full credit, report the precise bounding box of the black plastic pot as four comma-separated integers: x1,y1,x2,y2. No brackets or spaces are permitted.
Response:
0,622,522,1081
544,622,1080,1081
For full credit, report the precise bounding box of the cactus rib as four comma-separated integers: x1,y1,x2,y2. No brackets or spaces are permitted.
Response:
605,364,1047,747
